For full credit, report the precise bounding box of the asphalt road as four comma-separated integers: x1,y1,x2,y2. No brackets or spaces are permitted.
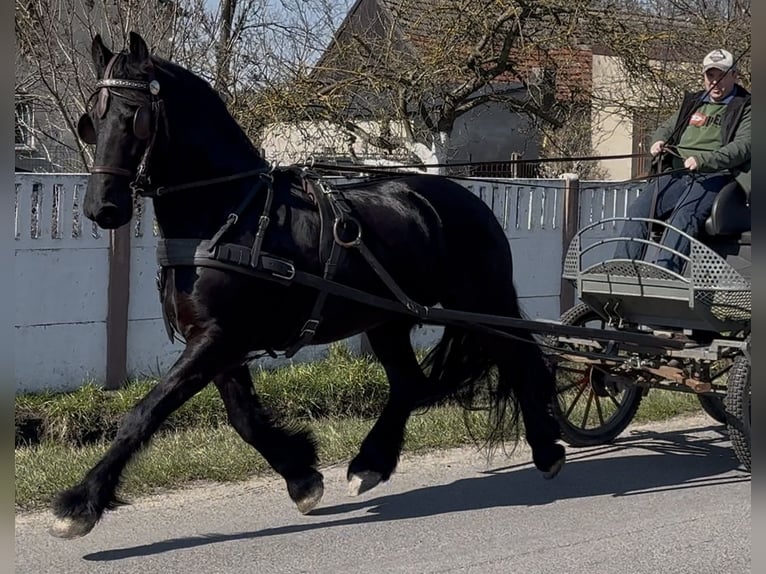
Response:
15,414,751,574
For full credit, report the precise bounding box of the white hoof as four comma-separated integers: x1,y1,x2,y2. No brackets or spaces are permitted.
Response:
49,516,96,539
347,471,383,496
295,483,324,514
542,456,565,480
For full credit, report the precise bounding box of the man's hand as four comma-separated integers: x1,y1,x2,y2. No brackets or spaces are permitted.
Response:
650,140,665,156
684,156,699,171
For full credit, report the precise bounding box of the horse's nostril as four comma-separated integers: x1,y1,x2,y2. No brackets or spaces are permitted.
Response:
96,205,121,229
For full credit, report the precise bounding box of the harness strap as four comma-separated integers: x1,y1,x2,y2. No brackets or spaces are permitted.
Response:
285,176,428,356
249,178,274,267
157,239,297,282
283,239,344,357
158,173,429,353
208,176,268,250
283,177,346,357
353,241,428,318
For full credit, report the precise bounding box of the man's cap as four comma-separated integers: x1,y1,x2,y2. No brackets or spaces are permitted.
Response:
703,49,735,73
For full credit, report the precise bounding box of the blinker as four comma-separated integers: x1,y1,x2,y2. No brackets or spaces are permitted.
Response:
77,113,97,144
133,106,152,140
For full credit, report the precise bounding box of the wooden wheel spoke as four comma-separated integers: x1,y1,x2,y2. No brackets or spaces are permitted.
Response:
556,364,587,375
580,390,594,429
557,381,581,394
594,394,606,426
564,383,588,418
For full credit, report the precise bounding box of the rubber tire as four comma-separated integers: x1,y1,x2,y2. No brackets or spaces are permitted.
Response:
697,394,727,425
724,353,750,472
550,303,643,447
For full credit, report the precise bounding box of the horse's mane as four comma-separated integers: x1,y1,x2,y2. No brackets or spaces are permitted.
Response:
113,53,261,160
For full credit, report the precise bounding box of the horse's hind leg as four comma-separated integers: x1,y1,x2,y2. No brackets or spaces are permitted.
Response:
50,335,238,539
213,365,323,514
347,321,423,496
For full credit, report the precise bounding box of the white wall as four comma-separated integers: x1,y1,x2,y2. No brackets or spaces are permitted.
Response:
261,103,539,168
14,174,577,393
591,55,637,180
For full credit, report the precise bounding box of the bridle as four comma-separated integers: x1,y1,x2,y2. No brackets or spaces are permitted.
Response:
77,53,166,197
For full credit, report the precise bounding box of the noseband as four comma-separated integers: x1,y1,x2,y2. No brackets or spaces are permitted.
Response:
78,53,165,197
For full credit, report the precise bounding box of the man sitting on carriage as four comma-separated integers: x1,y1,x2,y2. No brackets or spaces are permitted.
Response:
614,48,751,273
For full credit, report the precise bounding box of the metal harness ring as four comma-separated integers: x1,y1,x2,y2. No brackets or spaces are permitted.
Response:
333,217,362,248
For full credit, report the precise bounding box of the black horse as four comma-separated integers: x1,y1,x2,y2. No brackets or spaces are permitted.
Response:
50,32,564,539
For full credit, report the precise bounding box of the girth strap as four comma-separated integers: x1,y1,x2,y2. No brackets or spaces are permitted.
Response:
157,239,297,282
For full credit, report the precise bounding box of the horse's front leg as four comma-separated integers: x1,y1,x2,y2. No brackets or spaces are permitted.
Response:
213,365,323,514
49,333,239,539
347,321,424,496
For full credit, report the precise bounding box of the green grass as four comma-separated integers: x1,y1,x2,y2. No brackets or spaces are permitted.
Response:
15,344,389,447
15,407,490,510
14,343,708,511
633,390,702,422
15,393,705,511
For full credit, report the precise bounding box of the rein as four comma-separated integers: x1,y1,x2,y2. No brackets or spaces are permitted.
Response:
151,167,273,197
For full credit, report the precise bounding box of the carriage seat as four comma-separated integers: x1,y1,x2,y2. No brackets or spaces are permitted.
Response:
703,180,750,240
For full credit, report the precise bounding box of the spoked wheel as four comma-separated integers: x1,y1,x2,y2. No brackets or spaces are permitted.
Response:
724,350,750,471
548,303,643,447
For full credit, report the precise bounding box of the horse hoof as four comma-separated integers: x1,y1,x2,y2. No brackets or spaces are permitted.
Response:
294,482,324,514
49,516,96,539
542,455,565,480
347,471,383,496
287,471,324,514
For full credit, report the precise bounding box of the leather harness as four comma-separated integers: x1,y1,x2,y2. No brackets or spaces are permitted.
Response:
155,170,431,357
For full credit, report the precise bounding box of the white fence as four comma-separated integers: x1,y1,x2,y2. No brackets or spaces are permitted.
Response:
14,174,178,393
14,173,641,393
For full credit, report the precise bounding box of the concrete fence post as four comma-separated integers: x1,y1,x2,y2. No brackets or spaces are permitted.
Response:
559,173,580,315
105,225,131,389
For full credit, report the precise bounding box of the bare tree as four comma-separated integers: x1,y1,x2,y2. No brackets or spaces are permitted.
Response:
15,0,349,170
15,0,184,170
15,0,749,174
250,1,652,172
586,0,750,120
250,0,749,174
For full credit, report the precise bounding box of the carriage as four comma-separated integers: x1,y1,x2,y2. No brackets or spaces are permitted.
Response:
548,180,751,471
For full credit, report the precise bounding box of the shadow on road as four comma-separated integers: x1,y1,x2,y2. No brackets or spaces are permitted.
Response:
83,422,749,562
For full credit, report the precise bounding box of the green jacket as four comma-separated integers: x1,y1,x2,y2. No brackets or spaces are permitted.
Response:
652,84,751,194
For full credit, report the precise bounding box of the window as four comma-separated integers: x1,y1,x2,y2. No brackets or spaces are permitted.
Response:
15,99,34,150
631,110,663,177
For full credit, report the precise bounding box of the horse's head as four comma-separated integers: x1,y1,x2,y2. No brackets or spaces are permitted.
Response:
80,32,162,229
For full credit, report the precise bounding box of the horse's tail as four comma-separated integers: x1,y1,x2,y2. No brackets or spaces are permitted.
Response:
418,325,521,450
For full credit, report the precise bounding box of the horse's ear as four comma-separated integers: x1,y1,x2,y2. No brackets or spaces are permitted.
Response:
128,31,150,65
91,35,113,79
